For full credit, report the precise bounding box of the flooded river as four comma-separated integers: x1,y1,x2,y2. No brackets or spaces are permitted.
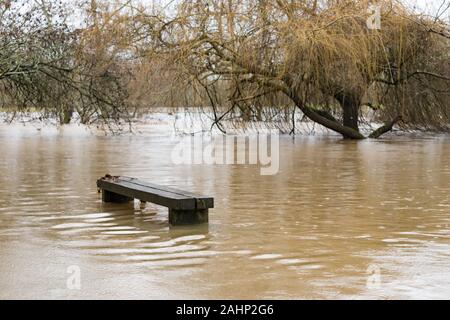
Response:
1,123,450,299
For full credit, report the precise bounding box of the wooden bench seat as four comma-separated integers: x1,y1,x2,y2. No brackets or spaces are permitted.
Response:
97,176,213,225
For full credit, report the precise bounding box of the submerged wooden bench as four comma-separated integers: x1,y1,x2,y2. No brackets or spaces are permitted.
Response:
96,176,213,226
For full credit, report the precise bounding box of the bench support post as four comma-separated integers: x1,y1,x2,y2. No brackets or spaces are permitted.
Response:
169,209,209,226
102,189,133,203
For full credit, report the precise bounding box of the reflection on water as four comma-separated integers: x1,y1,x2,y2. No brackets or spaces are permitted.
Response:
0,124,449,299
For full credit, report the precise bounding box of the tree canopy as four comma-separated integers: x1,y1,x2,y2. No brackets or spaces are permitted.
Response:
1,0,449,138
138,0,450,138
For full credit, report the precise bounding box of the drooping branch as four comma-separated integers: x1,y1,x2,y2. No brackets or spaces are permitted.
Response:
375,70,450,85
369,116,403,139
285,88,366,139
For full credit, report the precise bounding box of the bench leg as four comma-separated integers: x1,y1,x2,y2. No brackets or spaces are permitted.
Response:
102,190,133,203
169,209,209,226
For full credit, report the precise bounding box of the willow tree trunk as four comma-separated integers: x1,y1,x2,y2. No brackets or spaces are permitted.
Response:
342,100,359,132
335,92,361,133
286,88,365,140
60,106,74,125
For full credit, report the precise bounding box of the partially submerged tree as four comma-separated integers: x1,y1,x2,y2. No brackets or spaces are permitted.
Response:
139,0,450,138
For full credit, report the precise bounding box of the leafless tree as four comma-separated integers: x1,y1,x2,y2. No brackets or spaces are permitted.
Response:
0,0,132,127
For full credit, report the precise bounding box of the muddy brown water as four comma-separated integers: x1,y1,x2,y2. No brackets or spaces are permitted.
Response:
0,124,449,299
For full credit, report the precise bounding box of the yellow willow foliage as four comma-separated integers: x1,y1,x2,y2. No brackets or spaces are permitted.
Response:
71,0,449,132
153,0,449,131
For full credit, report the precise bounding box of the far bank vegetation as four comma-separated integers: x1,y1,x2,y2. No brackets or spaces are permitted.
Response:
1,0,449,138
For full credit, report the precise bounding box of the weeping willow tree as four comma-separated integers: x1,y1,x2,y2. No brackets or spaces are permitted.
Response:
137,0,450,138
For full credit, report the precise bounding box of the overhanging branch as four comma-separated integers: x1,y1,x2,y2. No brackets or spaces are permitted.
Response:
369,116,403,139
